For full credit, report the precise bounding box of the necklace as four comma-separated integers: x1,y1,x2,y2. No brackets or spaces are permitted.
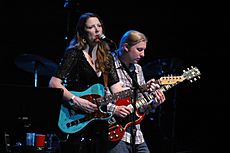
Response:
83,46,97,66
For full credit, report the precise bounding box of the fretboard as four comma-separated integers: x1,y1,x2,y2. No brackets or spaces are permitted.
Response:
135,82,180,109
97,84,148,105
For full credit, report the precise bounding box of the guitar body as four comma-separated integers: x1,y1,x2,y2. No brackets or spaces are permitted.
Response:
58,83,112,134
108,97,145,142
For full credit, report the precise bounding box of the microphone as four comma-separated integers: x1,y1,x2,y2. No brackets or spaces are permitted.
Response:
99,34,115,44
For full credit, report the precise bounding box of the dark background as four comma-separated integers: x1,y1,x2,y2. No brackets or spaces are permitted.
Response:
1,0,228,153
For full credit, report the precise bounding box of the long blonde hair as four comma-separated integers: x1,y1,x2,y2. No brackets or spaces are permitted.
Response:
115,30,148,56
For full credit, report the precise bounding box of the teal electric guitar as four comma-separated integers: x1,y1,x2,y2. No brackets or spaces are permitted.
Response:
58,83,108,134
58,83,137,134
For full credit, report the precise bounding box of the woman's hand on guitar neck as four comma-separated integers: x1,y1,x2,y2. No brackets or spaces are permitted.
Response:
72,96,98,113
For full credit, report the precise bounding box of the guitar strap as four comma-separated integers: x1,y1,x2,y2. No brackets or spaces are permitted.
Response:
102,71,109,113
103,71,109,90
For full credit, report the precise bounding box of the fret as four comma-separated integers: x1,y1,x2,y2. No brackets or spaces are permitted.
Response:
96,84,147,105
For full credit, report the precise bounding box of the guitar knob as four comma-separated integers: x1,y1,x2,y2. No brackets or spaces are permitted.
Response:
113,131,116,134
108,132,110,135
115,134,119,138
110,136,113,140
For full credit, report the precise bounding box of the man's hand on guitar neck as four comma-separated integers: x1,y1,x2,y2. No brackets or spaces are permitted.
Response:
146,78,160,92
153,89,166,106
146,78,166,107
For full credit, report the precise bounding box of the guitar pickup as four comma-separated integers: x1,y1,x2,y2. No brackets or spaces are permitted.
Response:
108,117,116,125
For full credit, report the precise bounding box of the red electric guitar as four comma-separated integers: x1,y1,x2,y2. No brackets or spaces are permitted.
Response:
108,66,201,142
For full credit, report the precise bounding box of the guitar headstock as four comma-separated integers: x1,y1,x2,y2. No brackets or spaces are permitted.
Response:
159,75,185,85
182,66,201,82
158,66,201,85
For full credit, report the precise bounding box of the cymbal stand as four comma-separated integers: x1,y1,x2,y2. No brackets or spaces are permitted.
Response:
33,61,38,87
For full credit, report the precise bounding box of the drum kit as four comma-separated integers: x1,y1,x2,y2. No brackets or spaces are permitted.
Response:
14,53,58,87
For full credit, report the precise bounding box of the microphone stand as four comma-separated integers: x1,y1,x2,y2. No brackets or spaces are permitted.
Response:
128,63,137,153
118,59,150,153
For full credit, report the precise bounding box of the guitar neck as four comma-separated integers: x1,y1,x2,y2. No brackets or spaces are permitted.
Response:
135,82,180,109
99,66,201,110
98,77,178,106
114,84,148,99
98,84,148,105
